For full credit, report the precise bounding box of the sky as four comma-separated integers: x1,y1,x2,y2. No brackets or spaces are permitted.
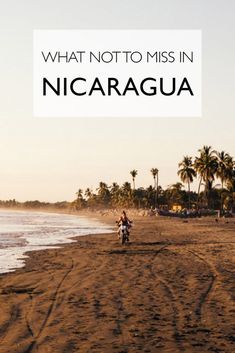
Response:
0,0,234,202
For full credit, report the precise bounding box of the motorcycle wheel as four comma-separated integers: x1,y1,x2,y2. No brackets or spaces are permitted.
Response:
120,233,125,245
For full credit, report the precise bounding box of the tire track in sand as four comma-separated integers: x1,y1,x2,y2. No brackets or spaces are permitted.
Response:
148,246,184,352
187,250,216,320
24,262,60,339
0,305,21,344
25,257,74,353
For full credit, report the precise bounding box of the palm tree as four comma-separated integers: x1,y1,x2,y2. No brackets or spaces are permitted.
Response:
178,156,196,209
75,189,85,209
216,151,229,211
85,188,92,199
226,162,235,191
130,170,138,190
84,188,95,208
97,182,110,206
120,182,133,207
194,146,218,208
76,189,83,197
226,164,235,212
150,168,159,208
110,182,120,207
146,185,155,208
216,151,233,188
216,152,234,211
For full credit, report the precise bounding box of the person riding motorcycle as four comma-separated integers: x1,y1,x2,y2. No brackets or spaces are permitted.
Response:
117,211,132,240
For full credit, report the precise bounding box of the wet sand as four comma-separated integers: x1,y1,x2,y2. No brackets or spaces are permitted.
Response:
0,215,235,353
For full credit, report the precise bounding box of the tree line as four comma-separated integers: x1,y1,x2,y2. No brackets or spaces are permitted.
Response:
0,146,234,213
73,146,235,212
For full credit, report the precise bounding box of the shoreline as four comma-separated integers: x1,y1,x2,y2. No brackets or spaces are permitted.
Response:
0,214,235,352
0,209,115,276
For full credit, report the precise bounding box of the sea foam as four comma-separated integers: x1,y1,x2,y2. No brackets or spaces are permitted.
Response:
0,210,112,274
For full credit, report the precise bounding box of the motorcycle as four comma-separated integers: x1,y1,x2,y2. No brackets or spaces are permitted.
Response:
116,220,132,245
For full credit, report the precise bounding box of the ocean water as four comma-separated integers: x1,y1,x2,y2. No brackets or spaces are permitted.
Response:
0,209,113,274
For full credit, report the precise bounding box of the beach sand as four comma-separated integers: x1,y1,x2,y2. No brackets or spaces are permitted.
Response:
0,215,235,353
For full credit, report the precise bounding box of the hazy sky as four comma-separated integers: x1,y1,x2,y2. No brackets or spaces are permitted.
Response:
0,0,234,202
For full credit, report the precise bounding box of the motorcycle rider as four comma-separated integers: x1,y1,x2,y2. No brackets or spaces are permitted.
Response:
117,210,132,240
